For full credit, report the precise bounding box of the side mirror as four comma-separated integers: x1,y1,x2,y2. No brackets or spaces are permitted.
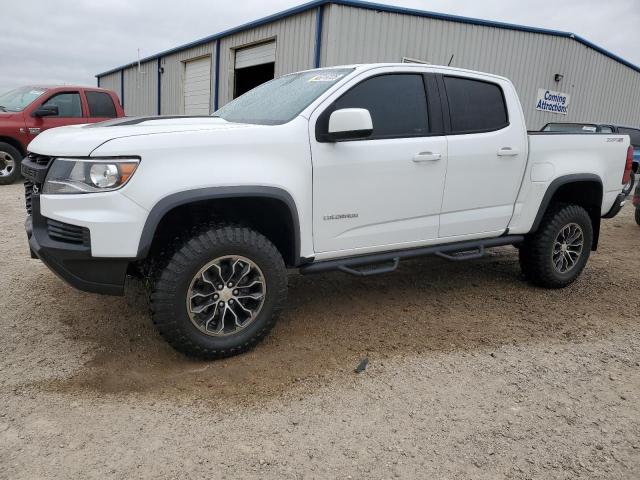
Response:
326,108,373,142
33,105,59,117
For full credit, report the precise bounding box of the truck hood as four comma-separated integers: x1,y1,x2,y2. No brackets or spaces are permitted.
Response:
27,116,253,156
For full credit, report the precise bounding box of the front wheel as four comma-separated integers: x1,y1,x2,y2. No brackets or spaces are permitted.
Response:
150,226,288,359
0,142,22,185
519,204,593,288
635,207,640,226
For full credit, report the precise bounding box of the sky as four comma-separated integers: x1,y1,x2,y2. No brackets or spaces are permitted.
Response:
1,0,639,92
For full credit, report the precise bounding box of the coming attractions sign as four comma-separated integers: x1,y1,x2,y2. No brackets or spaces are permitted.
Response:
536,88,570,115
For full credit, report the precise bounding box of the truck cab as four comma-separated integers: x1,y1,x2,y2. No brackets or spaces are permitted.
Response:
0,85,124,185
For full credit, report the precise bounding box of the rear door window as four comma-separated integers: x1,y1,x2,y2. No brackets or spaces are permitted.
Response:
444,76,508,133
42,92,83,117
86,91,117,118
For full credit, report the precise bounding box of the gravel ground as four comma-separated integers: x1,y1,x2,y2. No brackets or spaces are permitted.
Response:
1,181,639,479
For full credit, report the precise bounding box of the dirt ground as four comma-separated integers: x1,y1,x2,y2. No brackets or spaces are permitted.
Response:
1,181,639,479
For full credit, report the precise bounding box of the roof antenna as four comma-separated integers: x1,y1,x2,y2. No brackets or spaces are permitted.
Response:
447,54,454,66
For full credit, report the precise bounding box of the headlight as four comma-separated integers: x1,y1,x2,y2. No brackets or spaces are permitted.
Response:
43,158,140,194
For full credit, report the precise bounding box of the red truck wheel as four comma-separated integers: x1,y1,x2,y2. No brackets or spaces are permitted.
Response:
0,142,22,185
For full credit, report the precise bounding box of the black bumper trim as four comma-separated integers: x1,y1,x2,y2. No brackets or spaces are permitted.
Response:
602,193,626,219
26,195,129,296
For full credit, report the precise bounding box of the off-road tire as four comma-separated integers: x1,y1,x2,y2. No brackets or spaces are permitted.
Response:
519,204,593,289
635,207,640,226
0,142,22,185
150,226,287,359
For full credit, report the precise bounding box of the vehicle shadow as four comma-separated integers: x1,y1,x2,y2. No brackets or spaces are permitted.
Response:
30,244,633,402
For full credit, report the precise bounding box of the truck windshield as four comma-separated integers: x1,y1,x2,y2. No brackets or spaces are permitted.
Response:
213,68,354,125
0,86,46,112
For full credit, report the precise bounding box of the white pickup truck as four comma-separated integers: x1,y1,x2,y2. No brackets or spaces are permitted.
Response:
22,64,633,359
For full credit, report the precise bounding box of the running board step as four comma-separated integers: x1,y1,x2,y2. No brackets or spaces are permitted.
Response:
435,245,485,262
338,258,400,277
299,235,524,276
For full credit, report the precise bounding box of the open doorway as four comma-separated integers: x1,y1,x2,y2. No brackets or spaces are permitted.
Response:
233,40,276,98
234,62,275,98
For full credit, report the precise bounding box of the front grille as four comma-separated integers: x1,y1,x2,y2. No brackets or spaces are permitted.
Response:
25,181,34,215
27,152,53,167
46,219,90,246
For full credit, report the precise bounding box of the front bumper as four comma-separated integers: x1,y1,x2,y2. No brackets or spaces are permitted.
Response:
25,187,129,296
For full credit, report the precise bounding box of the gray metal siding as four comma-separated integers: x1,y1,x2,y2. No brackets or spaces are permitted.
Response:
160,43,215,115
122,61,158,116
98,71,122,105
324,4,640,129
218,10,317,106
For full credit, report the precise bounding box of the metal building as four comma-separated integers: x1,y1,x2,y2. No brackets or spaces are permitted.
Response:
96,0,640,129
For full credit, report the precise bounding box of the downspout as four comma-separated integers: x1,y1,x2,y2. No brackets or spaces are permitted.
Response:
157,58,162,115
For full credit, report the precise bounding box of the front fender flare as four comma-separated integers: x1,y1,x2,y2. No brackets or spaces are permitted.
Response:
135,186,301,264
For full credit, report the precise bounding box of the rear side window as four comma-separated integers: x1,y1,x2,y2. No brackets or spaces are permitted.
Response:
444,76,508,133
42,92,83,117
86,91,117,118
330,74,429,139
618,127,640,147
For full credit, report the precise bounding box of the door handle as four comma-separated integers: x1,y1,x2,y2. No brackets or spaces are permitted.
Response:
413,152,441,163
497,147,520,157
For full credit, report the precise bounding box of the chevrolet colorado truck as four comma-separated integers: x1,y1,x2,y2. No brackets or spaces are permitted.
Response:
0,85,123,185
21,64,633,359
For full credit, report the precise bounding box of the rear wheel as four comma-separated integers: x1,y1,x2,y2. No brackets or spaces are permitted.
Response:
0,142,22,185
519,204,593,288
150,226,288,359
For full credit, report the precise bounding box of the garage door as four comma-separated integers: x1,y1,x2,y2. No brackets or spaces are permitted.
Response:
183,57,211,115
235,41,276,69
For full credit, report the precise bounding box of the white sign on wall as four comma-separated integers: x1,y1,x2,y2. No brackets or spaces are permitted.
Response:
536,88,570,115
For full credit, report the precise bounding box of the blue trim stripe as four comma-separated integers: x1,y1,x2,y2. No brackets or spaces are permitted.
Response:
314,5,324,68
214,39,221,111
96,0,640,78
157,58,162,115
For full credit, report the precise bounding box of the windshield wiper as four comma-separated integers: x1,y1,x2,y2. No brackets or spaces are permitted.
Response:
0,106,7,112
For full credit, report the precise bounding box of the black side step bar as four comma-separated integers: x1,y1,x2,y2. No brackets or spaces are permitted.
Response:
299,235,524,276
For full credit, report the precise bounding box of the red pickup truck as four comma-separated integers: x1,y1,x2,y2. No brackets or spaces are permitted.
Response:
0,86,124,185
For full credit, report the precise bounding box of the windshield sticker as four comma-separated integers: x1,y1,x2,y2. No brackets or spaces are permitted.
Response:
308,73,345,83
29,89,45,95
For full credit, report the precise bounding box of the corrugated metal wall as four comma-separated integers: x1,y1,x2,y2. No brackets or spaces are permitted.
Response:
123,60,158,116
323,4,640,129
97,4,640,128
160,42,215,115
217,9,317,105
98,71,121,104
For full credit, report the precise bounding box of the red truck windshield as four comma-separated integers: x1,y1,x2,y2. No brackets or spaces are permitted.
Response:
0,86,46,112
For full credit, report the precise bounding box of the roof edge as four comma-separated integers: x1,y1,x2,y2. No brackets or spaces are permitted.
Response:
96,0,640,77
